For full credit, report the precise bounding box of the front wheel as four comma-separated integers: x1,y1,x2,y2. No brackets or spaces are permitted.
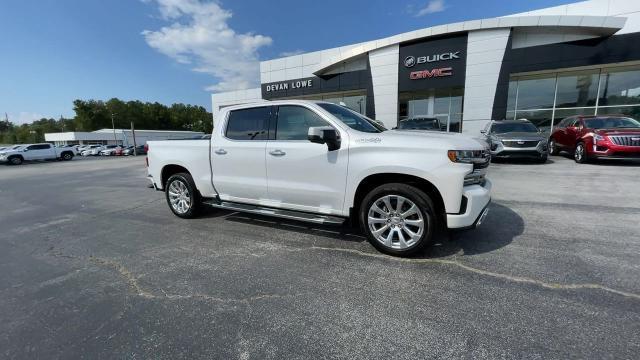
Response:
61,152,73,161
360,183,435,256
574,142,588,164
9,156,23,165
165,172,201,218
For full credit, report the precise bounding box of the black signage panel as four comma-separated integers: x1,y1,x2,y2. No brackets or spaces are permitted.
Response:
261,69,372,100
398,34,468,92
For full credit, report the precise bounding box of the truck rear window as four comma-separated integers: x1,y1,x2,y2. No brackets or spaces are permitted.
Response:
226,107,270,140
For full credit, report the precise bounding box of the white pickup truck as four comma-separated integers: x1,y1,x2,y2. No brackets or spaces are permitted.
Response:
0,143,75,165
146,100,491,256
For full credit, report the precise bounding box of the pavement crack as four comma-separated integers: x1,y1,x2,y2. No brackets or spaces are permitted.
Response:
90,256,304,303
308,246,640,301
89,257,155,299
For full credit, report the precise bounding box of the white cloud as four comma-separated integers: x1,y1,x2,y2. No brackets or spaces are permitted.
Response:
279,50,305,58
6,112,45,125
142,0,272,92
415,0,447,17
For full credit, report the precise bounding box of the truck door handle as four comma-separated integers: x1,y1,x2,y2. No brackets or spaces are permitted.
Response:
269,149,286,156
214,149,227,155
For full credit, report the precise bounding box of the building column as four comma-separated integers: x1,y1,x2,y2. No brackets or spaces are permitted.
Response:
369,44,400,129
462,28,511,135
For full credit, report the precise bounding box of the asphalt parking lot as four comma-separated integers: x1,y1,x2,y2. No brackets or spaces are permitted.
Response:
1,156,639,359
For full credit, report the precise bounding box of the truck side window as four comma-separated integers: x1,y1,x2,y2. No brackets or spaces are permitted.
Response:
275,106,329,140
226,107,270,140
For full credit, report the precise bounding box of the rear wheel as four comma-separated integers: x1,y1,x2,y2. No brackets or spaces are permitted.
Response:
61,152,73,161
360,183,435,256
548,138,559,155
165,172,201,218
574,142,588,164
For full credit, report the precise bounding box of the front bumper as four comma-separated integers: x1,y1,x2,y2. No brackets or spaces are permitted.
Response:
589,143,640,159
447,179,492,229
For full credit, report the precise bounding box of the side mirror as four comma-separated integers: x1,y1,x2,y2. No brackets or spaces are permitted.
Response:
23,148,29,152
480,130,487,134
308,126,341,151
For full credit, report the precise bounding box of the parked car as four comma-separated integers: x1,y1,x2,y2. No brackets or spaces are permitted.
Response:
81,145,104,156
549,115,640,163
0,143,74,165
99,145,119,156
481,119,548,163
146,100,491,257
395,116,445,131
123,145,146,156
115,146,131,156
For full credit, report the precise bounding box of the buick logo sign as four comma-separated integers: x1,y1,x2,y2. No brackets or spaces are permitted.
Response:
404,56,416,68
403,52,461,68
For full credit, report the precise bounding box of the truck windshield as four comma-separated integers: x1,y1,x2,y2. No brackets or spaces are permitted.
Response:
317,103,386,133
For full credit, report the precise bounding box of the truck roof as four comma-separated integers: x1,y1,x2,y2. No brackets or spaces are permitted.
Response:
221,99,331,112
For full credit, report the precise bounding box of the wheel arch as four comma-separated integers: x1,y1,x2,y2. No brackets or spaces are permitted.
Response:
350,173,446,228
161,164,191,189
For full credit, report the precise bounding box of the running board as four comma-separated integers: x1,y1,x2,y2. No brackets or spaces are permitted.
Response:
202,200,346,225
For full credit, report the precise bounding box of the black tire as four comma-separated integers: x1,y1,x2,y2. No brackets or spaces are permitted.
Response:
165,172,201,219
538,154,548,163
548,138,559,155
61,152,73,161
574,142,588,164
359,183,435,256
8,156,23,165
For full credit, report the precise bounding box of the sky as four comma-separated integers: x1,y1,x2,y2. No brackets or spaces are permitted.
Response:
0,0,574,124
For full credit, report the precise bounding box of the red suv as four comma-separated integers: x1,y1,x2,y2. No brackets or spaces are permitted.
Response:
549,115,640,163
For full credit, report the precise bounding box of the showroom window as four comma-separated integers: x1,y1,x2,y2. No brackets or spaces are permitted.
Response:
506,64,640,133
398,87,464,132
275,90,368,116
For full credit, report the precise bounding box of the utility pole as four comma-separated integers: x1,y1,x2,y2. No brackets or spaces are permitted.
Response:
111,112,117,145
131,121,138,156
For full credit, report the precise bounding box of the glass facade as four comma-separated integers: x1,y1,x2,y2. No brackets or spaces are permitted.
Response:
282,90,368,116
506,64,640,134
398,87,464,132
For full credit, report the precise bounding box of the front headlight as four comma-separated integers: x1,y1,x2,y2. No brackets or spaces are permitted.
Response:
447,149,488,164
594,134,605,144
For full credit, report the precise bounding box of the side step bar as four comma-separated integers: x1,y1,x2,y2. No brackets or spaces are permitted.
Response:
202,200,346,225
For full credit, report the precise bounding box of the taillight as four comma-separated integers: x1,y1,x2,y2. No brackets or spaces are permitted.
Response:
144,143,149,167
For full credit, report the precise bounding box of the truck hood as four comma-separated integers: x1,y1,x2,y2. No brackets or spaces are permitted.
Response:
492,132,546,141
380,130,486,150
0,149,21,156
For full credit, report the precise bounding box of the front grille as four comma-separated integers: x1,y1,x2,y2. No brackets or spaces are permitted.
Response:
473,153,491,170
464,170,486,186
609,135,640,147
501,140,540,148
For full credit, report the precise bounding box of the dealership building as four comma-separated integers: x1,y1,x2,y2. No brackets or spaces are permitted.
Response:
211,0,640,135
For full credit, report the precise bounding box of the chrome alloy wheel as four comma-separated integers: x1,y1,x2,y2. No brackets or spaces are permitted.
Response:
168,180,191,214
367,195,425,250
575,143,584,162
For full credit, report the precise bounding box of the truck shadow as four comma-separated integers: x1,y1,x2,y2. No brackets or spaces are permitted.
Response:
202,202,523,259
423,202,524,258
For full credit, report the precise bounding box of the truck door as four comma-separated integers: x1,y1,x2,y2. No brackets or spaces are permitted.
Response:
265,105,349,215
24,144,50,160
211,106,270,203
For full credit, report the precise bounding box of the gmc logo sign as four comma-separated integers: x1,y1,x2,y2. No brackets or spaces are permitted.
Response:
409,67,453,80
